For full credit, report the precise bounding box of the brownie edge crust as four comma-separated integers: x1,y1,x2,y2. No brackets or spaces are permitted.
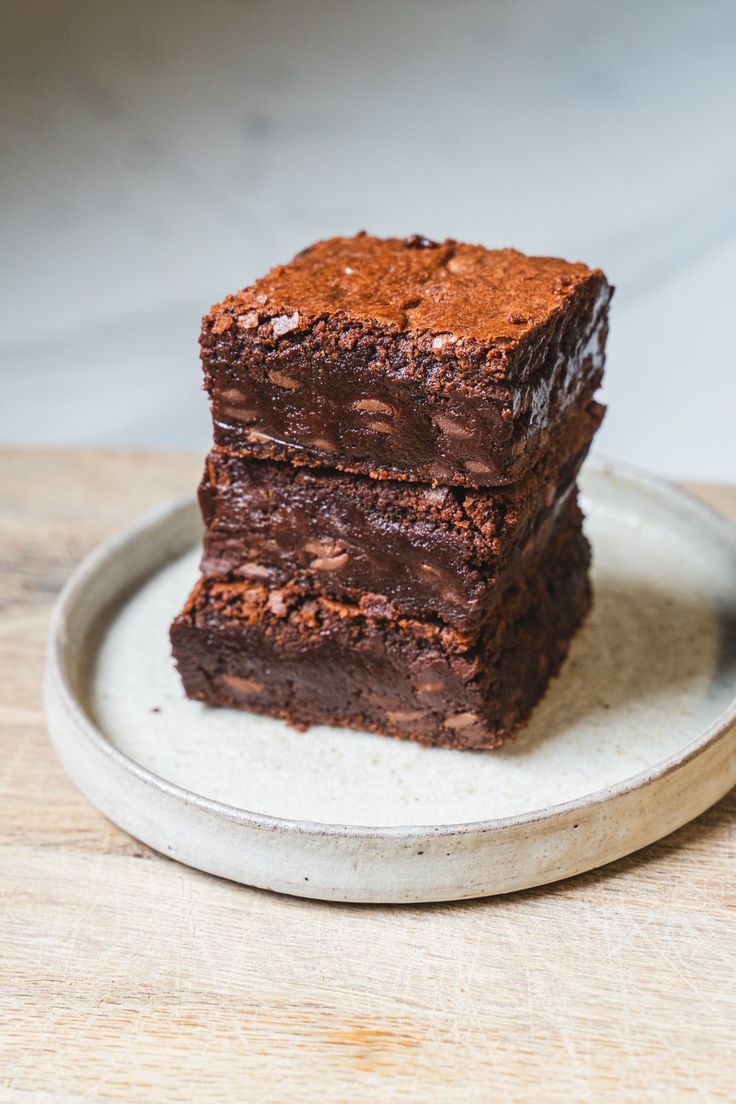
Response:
171,529,591,751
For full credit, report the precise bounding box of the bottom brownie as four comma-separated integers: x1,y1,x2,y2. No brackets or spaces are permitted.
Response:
171,523,591,750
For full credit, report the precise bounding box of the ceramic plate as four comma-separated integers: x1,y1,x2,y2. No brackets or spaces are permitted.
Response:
45,461,736,902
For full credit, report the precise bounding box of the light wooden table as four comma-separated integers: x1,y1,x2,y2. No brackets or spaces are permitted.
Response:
1,449,734,1104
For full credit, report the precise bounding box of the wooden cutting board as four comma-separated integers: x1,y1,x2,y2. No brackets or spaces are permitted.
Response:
1,448,734,1103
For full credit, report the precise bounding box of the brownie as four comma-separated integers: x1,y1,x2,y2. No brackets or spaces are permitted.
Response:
202,233,612,487
199,400,601,631
171,523,591,751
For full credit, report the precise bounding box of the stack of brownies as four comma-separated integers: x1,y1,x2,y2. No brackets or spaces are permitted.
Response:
171,234,612,749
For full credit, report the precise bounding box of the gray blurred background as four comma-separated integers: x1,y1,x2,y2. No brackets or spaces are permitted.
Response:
2,0,735,480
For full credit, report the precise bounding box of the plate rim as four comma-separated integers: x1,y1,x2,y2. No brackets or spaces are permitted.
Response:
45,457,736,840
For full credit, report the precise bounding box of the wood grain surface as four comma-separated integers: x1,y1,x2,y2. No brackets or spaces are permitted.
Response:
1,448,734,1104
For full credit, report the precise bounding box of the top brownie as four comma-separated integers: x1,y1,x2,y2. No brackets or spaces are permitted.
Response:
202,233,612,487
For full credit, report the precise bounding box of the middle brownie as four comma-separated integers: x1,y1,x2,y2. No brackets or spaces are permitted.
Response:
200,400,602,633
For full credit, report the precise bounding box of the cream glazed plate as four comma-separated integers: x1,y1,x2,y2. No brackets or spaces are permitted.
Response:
45,460,736,903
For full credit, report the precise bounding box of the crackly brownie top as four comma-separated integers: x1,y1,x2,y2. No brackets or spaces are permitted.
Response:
207,233,605,346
